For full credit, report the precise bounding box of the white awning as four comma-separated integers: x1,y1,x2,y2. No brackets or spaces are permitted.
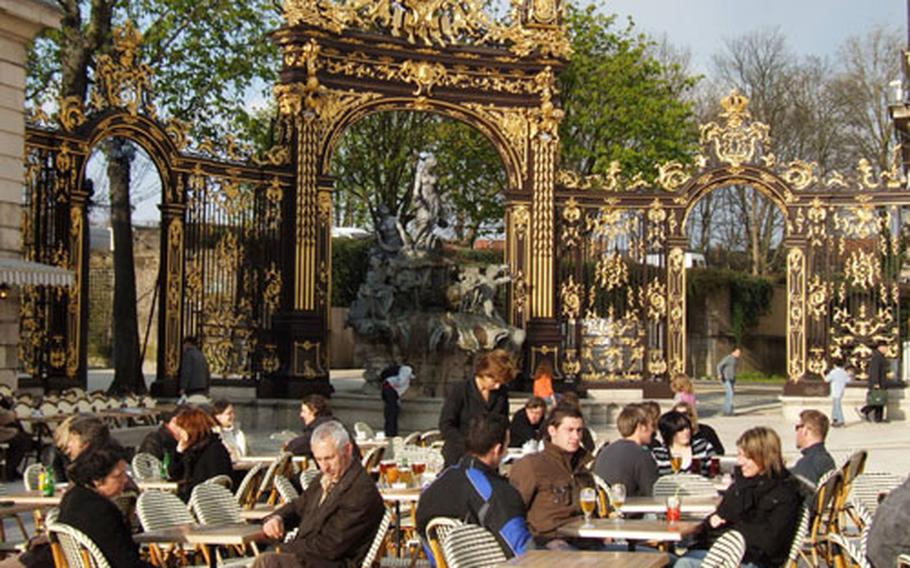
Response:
0,258,74,287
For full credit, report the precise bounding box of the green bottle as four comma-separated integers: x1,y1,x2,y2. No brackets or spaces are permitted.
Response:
161,451,171,479
43,469,55,497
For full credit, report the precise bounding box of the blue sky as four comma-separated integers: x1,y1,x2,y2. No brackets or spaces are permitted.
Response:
604,0,906,72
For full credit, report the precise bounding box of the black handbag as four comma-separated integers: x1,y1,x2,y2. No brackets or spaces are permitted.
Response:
866,389,888,406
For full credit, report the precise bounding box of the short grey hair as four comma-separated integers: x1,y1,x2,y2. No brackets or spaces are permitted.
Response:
311,420,351,450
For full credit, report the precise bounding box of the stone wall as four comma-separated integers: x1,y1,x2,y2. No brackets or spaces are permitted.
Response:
0,0,62,386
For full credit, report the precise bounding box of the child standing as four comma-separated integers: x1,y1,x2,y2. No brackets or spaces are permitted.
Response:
824,358,851,427
671,373,697,407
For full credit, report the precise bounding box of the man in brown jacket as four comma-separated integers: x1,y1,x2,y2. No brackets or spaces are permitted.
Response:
509,405,594,549
254,421,385,568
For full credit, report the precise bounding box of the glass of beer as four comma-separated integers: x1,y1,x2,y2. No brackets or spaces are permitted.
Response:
709,457,721,478
412,462,426,476
580,487,597,527
690,457,702,475
386,463,400,485
398,466,413,487
670,455,683,474
379,460,394,486
609,483,626,519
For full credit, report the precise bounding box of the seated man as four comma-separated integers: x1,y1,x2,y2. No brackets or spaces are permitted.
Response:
255,421,384,568
867,476,910,568
509,405,594,549
138,412,179,461
417,413,532,559
593,404,658,497
790,409,836,488
508,397,547,448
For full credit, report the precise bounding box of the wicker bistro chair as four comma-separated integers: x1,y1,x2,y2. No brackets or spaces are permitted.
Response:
701,529,746,568
362,446,385,473
803,469,843,568
828,529,871,568
847,472,903,522
897,554,910,568
273,475,300,504
425,518,464,568
360,507,394,568
235,463,266,509
590,472,612,518
420,430,443,447
299,469,320,491
785,503,812,568
47,522,111,568
439,524,507,568
23,463,46,491
402,432,422,447
257,453,293,505
136,490,199,567
354,422,375,440
189,483,258,564
652,473,718,498
203,475,234,490
131,453,163,481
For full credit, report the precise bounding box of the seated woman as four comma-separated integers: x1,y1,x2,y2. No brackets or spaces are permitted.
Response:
211,399,248,462
57,442,151,567
651,410,715,476
53,416,112,482
673,401,725,455
674,427,802,568
167,406,233,501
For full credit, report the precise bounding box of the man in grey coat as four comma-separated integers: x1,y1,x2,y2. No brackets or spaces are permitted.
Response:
867,476,910,568
716,347,741,416
179,336,210,396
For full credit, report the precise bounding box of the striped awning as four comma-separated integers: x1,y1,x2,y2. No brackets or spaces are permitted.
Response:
0,258,74,287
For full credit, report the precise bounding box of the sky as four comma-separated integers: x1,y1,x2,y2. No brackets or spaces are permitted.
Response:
604,0,907,73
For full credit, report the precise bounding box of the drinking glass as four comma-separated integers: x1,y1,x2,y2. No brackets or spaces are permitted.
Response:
579,487,596,528
412,462,426,476
398,466,413,487
666,495,681,522
670,455,682,474
690,457,702,475
386,464,400,485
709,457,721,478
609,483,626,518
379,460,393,486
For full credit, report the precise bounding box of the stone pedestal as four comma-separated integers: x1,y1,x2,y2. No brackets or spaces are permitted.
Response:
0,0,62,387
779,385,910,422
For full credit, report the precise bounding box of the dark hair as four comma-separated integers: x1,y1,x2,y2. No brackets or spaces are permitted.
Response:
302,394,331,417
69,417,111,450
525,396,547,410
183,336,198,347
474,349,518,384
559,391,581,409
546,404,584,430
658,411,692,447
830,357,844,368
212,399,233,415
67,441,128,487
464,413,509,455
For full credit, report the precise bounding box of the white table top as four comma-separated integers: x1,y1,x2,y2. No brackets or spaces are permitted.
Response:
558,518,701,542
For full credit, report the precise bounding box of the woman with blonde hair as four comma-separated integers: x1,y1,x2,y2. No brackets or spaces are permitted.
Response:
675,427,801,568
671,373,697,406
439,349,518,466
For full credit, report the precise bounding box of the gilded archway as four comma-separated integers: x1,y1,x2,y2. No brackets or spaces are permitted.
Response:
554,90,910,393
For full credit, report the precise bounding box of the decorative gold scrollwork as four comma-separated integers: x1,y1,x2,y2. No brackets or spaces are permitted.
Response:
787,248,806,382
57,96,86,131
780,160,817,190
700,89,770,167
399,60,448,95
807,275,830,321
559,275,582,320
844,250,880,290
595,253,628,291
91,22,155,116
655,161,690,192
645,279,667,321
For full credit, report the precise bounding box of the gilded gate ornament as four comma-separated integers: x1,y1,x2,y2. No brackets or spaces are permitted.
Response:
844,250,880,290
787,248,806,382
700,90,770,167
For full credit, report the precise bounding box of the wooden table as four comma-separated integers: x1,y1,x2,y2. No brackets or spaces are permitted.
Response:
621,496,719,516
135,522,266,568
3,491,62,507
379,487,422,503
239,505,277,522
558,518,700,550
503,550,669,568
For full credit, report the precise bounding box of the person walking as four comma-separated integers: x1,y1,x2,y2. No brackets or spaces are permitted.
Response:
858,341,889,423
381,365,412,437
716,347,741,416
179,336,210,396
823,358,851,427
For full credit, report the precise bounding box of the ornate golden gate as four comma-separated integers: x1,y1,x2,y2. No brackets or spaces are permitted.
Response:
554,90,909,393
263,0,575,396
22,24,293,393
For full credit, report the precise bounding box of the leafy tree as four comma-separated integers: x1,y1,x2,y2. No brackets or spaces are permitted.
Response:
558,3,699,177
26,0,281,393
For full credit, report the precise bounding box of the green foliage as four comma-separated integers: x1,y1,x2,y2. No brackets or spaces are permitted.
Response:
687,268,774,344
734,371,787,383
448,247,503,266
558,3,700,178
331,238,373,306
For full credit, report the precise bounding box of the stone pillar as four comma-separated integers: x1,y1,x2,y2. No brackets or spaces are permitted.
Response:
0,0,62,387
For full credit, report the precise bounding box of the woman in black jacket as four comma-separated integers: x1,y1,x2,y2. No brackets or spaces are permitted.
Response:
57,442,151,567
439,349,517,466
675,426,802,568
167,406,232,502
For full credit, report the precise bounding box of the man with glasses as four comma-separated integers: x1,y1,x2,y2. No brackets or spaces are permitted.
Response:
790,409,836,488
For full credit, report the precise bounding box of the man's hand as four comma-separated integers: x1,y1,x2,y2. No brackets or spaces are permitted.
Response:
263,516,285,540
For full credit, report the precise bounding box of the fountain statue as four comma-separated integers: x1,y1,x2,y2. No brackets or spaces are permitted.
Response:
347,152,524,395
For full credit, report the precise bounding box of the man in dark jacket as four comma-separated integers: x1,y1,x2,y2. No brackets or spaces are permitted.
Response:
790,409,836,488
138,414,179,460
508,397,546,448
417,413,532,558
509,405,594,548
867,476,910,568
859,341,889,422
255,421,384,568
179,336,210,396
